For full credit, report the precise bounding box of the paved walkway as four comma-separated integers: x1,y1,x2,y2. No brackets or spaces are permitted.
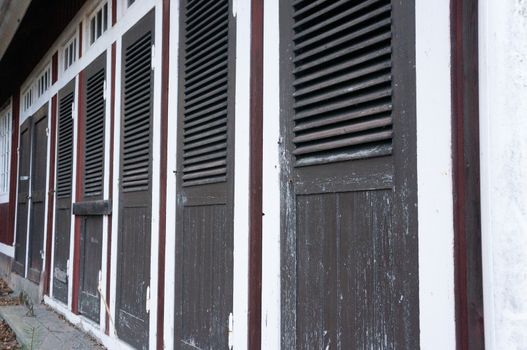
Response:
0,304,104,349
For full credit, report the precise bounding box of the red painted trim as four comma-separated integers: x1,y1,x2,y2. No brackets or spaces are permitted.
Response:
112,0,117,26
248,0,264,348
72,71,85,314
52,52,58,84
43,95,58,296
156,1,170,349
79,22,83,59
451,0,485,349
7,93,20,245
105,42,116,336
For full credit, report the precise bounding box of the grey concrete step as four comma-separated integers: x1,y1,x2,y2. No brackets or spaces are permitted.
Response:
0,304,104,350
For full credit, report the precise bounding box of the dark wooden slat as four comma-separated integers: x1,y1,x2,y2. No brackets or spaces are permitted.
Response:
293,116,392,143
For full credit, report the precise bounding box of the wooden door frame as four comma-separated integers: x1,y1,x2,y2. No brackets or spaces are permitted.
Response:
451,0,485,349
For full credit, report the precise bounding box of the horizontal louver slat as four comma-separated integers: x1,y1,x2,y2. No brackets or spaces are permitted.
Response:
57,91,74,198
84,68,105,197
291,0,394,166
182,0,230,186
122,31,152,192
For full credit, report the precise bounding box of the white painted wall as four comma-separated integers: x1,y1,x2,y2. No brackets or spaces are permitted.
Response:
415,1,456,349
479,1,527,349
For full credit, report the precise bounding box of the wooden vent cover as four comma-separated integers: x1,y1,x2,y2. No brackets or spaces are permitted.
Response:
122,31,152,193
84,68,105,197
292,0,393,167
57,91,74,198
181,0,230,186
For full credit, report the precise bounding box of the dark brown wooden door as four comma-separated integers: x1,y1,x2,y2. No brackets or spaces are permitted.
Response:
280,1,419,349
116,10,154,350
78,53,106,323
13,118,32,276
53,81,75,303
174,1,235,349
27,105,48,283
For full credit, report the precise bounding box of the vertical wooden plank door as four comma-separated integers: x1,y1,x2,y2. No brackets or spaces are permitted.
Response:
27,105,49,283
13,118,32,275
116,10,154,350
174,0,235,348
280,1,419,349
53,81,75,304
77,53,107,323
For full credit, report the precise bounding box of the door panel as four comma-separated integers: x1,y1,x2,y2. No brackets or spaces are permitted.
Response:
280,1,418,349
53,81,75,303
175,0,235,348
79,216,103,322
116,11,154,350
13,119,32,275
77,52,106,323
27,108,48,283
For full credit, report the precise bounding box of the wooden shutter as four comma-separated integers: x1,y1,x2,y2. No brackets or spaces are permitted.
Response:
174,0,235,349
180,0,230,186
84,60,105,198
116,10,154,350
57,91,74,199
76,53,107,323
13,118,32,276
292,0,393,167
27,105,48,283
280,1,419,349
53,81,75,304
121,30,152,193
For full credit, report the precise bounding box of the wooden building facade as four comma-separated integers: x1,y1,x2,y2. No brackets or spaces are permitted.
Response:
0,0,495,349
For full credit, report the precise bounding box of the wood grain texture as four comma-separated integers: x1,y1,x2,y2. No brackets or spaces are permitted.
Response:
280,1,418,349
175,1,236,348
116,11,155,350
451,0,485,348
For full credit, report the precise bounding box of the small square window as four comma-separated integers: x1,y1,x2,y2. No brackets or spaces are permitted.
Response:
0,108,11,196
36,65,51,98
89,2,109,45
23,88,33,111
63,34,78,71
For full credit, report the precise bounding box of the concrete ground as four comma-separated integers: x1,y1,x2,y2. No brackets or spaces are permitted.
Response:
0,304,104,349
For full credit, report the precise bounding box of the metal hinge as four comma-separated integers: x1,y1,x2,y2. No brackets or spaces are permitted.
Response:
103,80,107,101
228,312,234,349
145,285,151,313
45,127,49,137
151,45,155,70
71,102,75,119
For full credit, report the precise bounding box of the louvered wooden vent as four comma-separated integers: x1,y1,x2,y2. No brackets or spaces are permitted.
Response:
181,0,230,186
57,92,74,198
291,0,393,167
84,68,105,197
122,31,152,192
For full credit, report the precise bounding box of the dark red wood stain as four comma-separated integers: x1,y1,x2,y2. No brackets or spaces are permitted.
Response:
0,205,8,244
72,71,86,314
451,0,485,349
112,0,117,26
44,95,58,296
7,93,19,246
78,22,83,59
157,0,170,349
52,52,58,84
105,41,116,336
248,0,263,348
